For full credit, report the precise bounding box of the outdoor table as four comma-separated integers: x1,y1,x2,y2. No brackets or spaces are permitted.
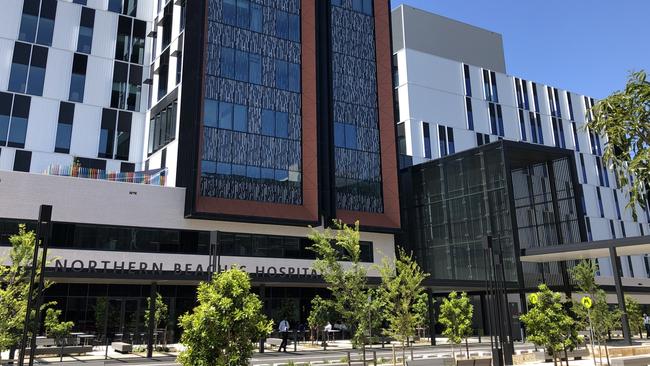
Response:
77,334,96,346
326,329,341,341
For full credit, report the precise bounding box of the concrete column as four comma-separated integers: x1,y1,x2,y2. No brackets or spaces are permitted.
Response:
609,247,632,344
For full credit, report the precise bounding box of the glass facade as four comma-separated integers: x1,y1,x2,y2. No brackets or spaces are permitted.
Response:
401,141,584,290
400,143,516,282
331,0,383,213
200,0,302,205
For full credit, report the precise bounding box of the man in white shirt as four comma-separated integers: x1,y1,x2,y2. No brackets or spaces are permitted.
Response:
644,313,650,339
278,319,290,352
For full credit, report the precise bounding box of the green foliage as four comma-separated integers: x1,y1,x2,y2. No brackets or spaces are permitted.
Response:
0,225,53,353
144,293,169,329
307,295,332,331
586,70,650,218
438,292,473,349
590,290,621,344
377,247,429,344
308,220,376,347
625,295,644,336
44,308,74,344
177,268,272,366
520,285,577,355
569,260,599,296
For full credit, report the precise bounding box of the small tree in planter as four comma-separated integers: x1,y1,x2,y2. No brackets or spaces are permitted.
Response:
520,285,577,366
177,268,272,366
44,308,74,346
625,295,644,338
144,294,169,346
377,247,429,365
308,295,332,346
438,291,473,359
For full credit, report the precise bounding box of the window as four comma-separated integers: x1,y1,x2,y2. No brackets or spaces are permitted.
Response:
111,61,128,109
610,220,616,239
77,7,94,54
566,92,575,121
613,190,622,220
148,100,176,155
175,52,182,84
571,122,580,151
551,118,565,148
515,78,523,108
585,217,593,241
463,64,471,97
108,0,122,13
488,103,497,135
131,20,146,65
518,109,526,141
7,95,30,148
69,53,87,102
589,129,602,156
482,69,491,101
596,187,605,218
275,60,288,90
55,102,74,153
275,10,288,39
396,122,406,155
222,0,236,25
0,93,31,149
496,104,504,136
9,42,48,96
99,109,131,160
334,122,358,149
579,153,588,184
115,111,131,160
529,112,543,144
220,47,234,79
157,50,169,101
236,0,249,28
596,156,610,187
476,132,490,146
422,122,431,159
235,50,249,82
438,125,447,157
233,104,247,132
115,16,131,62
123,0,137,17
13,150,32,172
447,127,455,154
249,53,261,84
465,97,473,130
19,0,56,46
161,2,173,50
532,82,540,112
521,79,530,110
98,109,116,159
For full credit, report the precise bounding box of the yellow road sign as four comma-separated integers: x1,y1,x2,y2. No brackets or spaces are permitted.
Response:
581,296,593,309
529,293,539,305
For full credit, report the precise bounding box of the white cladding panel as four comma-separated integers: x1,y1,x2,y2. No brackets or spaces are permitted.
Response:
69,103,101,158
0,39,15,91
43,48,73,101
84,56,113,107
0,148,15,170
24,97,58,152
129,112,145,163
92,10,118,60
0,0,21,40
52,1,81,52
29,151,73,174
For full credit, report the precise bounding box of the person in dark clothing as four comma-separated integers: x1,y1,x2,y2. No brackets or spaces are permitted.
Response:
278,319,290,352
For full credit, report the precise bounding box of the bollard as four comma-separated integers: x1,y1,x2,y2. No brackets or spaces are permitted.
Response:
392,344,396,366
410,347,414,361
259,338,264,353
347,351,352,366
294,329,297,352
373,350,377,366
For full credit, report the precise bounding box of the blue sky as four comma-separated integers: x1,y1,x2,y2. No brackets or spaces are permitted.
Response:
390,0,650,99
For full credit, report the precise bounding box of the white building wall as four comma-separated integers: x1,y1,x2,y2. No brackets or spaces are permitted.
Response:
397,45,650,282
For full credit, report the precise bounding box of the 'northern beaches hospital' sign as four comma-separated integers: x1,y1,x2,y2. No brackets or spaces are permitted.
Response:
52,258,319,278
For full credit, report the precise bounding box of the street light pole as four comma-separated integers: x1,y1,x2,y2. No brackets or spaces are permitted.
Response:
18,205,52,366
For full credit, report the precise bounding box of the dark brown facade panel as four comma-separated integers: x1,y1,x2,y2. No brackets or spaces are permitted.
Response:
192,0,319,224
337,0,400,230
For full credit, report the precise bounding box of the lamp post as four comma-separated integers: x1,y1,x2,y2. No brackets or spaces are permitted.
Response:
209,231,220,280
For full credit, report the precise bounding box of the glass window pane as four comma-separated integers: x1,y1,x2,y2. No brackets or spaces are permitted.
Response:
111,61,128,109
0,92,11,145
261,109,274,136
8,116,28,148
236,0,249,28
216,162,231,175
288,63,300,93
232,164,246,176
220,47,234,79
218,102,233,129
36,14,56,46
275,169,288,182
115,16,132,62
233,104,247,132
275,111,288,138
234,50,248,82
27,65,46,96
115,112,131,160
334,122,345,147
222,0,236,25
249,53,261,85
275,60,287,90
127,64,142,111
288,14,300,42
108,0,121,12
275,10,288,39
201,160,216,175
19,11,38,43
55,123,73,153
9,43,31,93
261,168,274,180
130,20,146,64
250,4,262,32
345,124,357,149
203,99,218,128
246,166,260,179
124,0,137,17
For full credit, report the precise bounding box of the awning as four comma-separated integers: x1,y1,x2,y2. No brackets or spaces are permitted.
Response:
520,235,650,263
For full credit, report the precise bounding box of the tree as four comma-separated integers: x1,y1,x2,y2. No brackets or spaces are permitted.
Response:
177,268,272,366
520,285,577,366
625,295,643,339
438,291,473,359
144,293,169,345
0,225,53,361
590,290,621,365
307,295,333,345
377,247,429,365
586,70,650,218
308,220,376,348
44,308,74,346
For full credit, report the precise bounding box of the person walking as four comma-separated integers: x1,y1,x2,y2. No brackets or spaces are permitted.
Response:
278,319,290,352
644,313,650,339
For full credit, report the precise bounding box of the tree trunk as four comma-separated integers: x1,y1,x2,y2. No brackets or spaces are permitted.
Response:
402,340,406,366
8,346,16,365
465,338,470,359
597,339,603,366
552,350,558,366
564,347,570,366
604,343,610,366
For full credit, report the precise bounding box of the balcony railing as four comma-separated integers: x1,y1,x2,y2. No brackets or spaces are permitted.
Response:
43,165,167,186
